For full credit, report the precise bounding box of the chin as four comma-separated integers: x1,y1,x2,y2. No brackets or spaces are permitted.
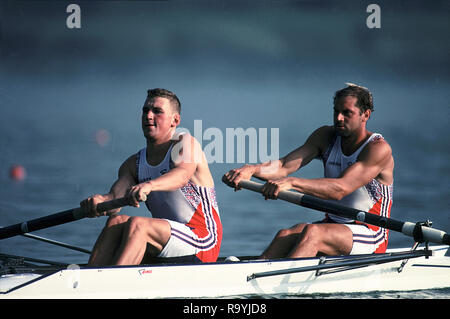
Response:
335,126,345,134
143,131,156,140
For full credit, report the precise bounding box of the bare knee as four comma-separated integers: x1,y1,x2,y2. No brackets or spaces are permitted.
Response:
125,217,146,234
299,224,321,243
106,214,130,228
125,217,161,240
125,217,170,255
275,228,291,238
276,223,307,238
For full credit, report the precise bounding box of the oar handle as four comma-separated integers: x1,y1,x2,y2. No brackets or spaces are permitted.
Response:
96,196,137,215
0,195,144,240
237,180,305,205
237,180,450,246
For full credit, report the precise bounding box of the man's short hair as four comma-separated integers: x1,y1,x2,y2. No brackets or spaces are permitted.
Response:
147,88,181,114
333,83,374,113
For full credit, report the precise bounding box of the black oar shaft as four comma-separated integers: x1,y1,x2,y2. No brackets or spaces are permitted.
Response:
0,197,132,240
238,180,450,246
299,195,405,233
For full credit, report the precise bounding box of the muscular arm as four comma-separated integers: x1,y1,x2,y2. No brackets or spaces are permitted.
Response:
258,126,331,179
80,154,137,217
127,134,208,205
108,155,139,203
266,139,393,201
146,136,199,191
223,126,333,187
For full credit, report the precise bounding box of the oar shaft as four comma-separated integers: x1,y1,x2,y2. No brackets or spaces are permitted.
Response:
20,233,91,254
299,195,404,233
238,180,450,246
0,197,132,240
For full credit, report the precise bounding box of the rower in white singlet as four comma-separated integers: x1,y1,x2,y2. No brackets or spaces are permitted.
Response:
320,132,393,254
224,83,395,258
81,88,222,266
136,142,222,262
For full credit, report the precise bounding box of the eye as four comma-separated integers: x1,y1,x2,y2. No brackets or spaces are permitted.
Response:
142,106,149,114
344,110,353,116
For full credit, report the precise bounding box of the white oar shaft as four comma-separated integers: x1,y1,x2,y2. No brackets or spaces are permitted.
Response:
401,222,449,246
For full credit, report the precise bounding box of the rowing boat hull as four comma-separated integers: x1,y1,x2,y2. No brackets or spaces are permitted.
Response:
1,246,449,298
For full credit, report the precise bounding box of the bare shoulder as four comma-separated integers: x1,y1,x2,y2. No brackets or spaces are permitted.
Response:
172,132,199,147
358,135,394,184
360,136,393,163
172,132,205,165
173,132,214,186
307,125,336,154
312,125,335,140
368,136,392,155
118,153,138,180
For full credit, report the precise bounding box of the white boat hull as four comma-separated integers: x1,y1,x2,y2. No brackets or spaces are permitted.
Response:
1,246,449,298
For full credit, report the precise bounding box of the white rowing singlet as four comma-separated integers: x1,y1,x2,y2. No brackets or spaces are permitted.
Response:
135,145,223,262
321,133,393,253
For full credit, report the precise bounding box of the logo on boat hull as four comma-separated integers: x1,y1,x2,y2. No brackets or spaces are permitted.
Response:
138,269,153,275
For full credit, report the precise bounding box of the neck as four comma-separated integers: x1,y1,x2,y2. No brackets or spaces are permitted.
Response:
340,128,371,155
146,129,175,154
147,139,172,151
145,139,173,166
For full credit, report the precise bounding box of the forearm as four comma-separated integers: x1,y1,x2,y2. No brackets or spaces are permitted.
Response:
290,177,347,201
104,194,122,215
251,160,289,181
105,175,137,214
144,167,192,192
81,188,123,218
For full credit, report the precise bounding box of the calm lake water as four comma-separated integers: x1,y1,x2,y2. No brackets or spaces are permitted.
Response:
0,1,449,298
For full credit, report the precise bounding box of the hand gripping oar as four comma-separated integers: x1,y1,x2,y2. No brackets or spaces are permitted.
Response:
238,180,450,246
0,195,146,240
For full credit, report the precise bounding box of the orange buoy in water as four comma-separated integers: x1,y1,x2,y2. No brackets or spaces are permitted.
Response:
10,165,26,181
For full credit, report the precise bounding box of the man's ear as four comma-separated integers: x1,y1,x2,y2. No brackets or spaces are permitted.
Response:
363,109,371,122
172,113,181,127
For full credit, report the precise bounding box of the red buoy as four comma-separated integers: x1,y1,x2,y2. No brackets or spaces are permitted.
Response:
10,165,26,181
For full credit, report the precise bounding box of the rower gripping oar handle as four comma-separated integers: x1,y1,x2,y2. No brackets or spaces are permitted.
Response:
237,180,450,246
0,195,146,240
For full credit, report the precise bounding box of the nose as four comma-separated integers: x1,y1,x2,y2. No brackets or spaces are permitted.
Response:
335,112,344,122
145,109,154,120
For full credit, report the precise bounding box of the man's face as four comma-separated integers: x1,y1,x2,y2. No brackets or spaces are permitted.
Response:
141,97,179,141
333,96,369,137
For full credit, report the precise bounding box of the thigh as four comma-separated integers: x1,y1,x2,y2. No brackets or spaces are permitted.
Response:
313,223,353,255
97,214,131,239
128,217,172,249
282,222,309,237
155,219,220,261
